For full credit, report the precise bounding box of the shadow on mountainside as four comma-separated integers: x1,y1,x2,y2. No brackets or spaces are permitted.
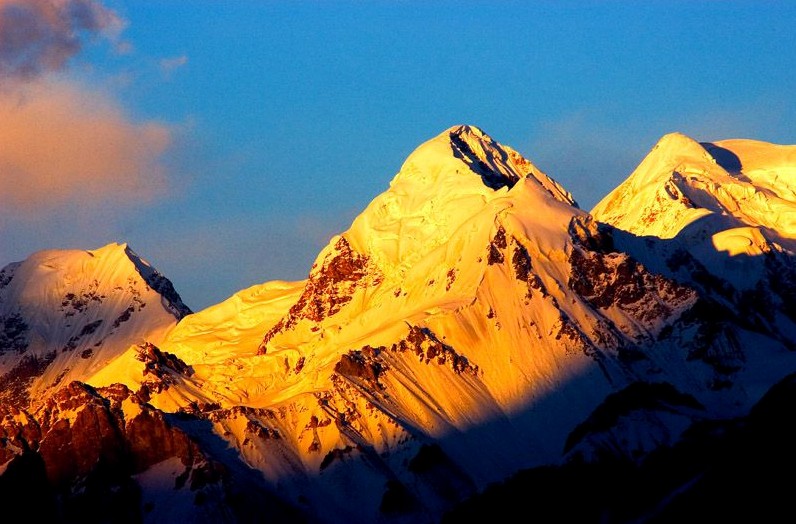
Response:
441,371,796,524
162,413,309,524
606,212,796,349
437,213,796,523
700,142,743,176
5,180,796,523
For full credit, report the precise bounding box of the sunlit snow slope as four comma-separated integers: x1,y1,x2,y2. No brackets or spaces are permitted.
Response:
0,242,190,409
4,126,796,524
81,125,725,524
592,133,796,344
592,133,796,248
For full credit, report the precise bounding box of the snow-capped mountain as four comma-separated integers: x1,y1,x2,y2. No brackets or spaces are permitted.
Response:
0,242,190,409
1,125,796,523
590,132,796,304
591,133,796,384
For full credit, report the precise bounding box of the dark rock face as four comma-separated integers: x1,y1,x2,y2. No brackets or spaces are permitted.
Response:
61,319,104,353
396,326,479,375
124,245,192,320
37,383,129,486
260,236,377,353
0,351,56,408
566,217,764,390
0,312,28,354
60,280,105,318
510,240,548,299
133,342,194,402
0,404,43,465
569,246,690,315
449,129,518,191
335,349,387,388
487,226,507,265
125,410,199,472
136,342,193,380
0,379,305,523
112,305,136,329
0,265,16,289
568,215,615,253
0,383,144,519
568,240,695,327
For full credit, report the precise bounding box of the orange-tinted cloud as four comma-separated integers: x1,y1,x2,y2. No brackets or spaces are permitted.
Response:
0,79,172,213
0,0,123,81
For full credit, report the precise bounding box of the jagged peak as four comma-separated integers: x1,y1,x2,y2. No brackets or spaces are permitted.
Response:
392,123,518,191
393,124,575,203
339,125,578,274
124,245,193,319
447,123,490,141
447,124,524,190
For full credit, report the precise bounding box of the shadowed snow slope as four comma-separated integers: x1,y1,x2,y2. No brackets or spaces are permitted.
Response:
592,133,796,347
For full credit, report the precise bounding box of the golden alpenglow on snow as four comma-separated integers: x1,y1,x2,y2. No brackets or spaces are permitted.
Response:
2,126,796,523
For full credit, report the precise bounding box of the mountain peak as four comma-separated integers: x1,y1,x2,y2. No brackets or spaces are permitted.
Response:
592,131,796,243
399,123,568,195
338,125,577,274
447,123,489,139
0,243,190,409
15,242,192,320
123,245,192,320
88,241,129,256
446,124,523,190
6,126,796,524
589,131,724,239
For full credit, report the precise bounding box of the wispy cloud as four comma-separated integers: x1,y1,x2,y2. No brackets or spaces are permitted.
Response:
0,0,124,82
0,79,172,213
159,54,187,78
0,0,175,217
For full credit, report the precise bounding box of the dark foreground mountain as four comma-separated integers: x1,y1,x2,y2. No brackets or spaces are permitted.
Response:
442,371,796,523
1,125,795,523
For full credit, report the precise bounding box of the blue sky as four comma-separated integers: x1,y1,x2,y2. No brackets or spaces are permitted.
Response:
1,0,795,311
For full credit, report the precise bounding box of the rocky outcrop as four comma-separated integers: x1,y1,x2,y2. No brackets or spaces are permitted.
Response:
260,236,379,353
0,379,292,522
0,351,56,408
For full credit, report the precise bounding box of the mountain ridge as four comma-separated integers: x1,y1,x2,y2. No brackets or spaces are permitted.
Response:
1,125,796,523
0,241,191,410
